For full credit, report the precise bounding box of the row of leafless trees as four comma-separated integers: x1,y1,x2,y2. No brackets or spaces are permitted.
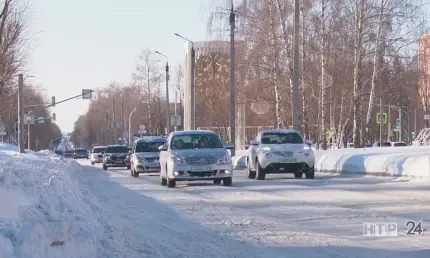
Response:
70,49,185,148
0,0,62,150
204,0,428,148
72,0,429,149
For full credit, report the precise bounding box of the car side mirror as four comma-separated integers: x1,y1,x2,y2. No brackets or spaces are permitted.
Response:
158,145,167,151
250,140,258,146
305,140,313,146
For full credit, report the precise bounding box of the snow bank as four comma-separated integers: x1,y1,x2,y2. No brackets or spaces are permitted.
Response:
0,143,102,258
315,146,430,178
233,146,430,178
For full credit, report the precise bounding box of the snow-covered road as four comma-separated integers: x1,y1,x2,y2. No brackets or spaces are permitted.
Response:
77,160,430,257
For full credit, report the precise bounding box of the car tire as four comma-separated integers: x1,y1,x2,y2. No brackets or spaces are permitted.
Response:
247,158,256,179
166,177,176,188
91,161,95,165
161,177,167,186
305,166,315,179
294,172,303,179
103,164,107,170
213,179,222,185
256,160,266,180
223,177,232,186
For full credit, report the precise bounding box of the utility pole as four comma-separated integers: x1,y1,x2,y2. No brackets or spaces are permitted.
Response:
27,110,32,150
191,46,196,130
8,107,11,143
18,74,25,153
112,99,116,144
414,108,417,134
292,0,300,130
165,62,170,134
120,94,124,144
399,108,402,142
379,97,382,146
229,5,236,156
174,88,178,131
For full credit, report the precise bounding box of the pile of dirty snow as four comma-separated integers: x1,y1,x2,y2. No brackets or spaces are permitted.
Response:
0,143,102,258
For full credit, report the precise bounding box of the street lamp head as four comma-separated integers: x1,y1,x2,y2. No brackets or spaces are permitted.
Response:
155,51,161,54
174,33,180,37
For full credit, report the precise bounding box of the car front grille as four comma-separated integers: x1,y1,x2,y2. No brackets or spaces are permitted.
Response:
145,157,158,163
185,157,217,165
187,171,217,177
273,151,294,157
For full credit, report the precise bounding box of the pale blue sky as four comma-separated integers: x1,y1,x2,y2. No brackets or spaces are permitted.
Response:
26,0,218,133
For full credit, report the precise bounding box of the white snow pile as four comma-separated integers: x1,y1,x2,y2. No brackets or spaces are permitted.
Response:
0,142,102,258
315,146,430,178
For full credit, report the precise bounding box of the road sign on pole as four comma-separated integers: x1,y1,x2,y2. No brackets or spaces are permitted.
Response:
82,89,93,99
376,112,387,124
425,114,430,120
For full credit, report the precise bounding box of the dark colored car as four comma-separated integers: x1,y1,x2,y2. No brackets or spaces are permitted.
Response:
54,150,63,155
63,150,74,158
73,148,89,159
102,145,131,170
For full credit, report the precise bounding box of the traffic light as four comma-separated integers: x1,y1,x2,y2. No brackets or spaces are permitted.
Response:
412,132,416,139
52,96,55,107
52,113,56,121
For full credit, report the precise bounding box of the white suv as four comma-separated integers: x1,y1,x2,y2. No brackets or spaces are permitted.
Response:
90,146,106,165
247,129,315,180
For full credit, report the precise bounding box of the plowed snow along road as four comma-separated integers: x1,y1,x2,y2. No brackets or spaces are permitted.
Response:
77,159,430,258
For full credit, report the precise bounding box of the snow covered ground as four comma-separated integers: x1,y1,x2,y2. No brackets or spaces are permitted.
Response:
233,147,430,178
1,141,430,257
77,160,430,257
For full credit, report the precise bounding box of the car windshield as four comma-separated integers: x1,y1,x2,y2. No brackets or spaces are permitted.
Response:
92,147,105,153
135,141,164,152
261,132,303,144
105,146,129,153
76,149,87,153
393,142,407,147
170,134,223,149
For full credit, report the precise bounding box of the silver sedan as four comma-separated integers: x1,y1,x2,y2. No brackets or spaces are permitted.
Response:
159,130,233,188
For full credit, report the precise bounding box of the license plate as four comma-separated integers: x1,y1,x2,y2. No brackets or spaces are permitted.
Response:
281,158,297,163
114,160,123,164
190,167,211,172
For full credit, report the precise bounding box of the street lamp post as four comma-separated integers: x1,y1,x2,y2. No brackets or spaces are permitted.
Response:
229,6,236,156
129,107,137,146
155,51,171,134
174,33,195,130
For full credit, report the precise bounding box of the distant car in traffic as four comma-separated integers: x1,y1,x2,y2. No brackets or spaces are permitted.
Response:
102,145,131,170
247,129,315,180
63,150,74,158
73,148,89,159
130,136,165,177
159,130,233,188
90,146,106,165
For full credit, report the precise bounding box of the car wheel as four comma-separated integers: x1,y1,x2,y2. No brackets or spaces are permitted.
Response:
247,158,256,179
294,172,303,179
255,160,266,180
213,179,222,185
91,161,95,165
305,166,315,179
166,177,176,188
103,164,107,170
160,176,167,186
223,177,232,186
126,165,131,170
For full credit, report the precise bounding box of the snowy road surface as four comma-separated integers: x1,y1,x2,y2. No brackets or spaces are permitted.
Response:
77,160,430,257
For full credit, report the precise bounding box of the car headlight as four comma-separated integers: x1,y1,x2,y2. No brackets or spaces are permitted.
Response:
104,154,111,159
171,154,185,165
137,157,146,163
126,155,130,159
265,153,273,158
217,154,232,164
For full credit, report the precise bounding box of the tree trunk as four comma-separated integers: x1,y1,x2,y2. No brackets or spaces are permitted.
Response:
353,0,366,148
321,0,327,150
365,0,385,138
